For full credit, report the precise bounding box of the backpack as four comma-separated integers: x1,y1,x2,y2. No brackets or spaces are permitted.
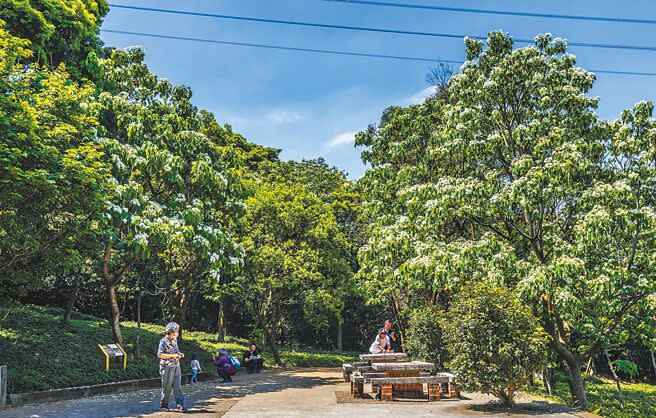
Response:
228,355,241,368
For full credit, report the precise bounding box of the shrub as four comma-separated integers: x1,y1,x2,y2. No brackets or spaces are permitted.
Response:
443,282,548,406
405,305,448,370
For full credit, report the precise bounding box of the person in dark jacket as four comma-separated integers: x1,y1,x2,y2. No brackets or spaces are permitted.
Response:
212,348,236,383
242,343,264,374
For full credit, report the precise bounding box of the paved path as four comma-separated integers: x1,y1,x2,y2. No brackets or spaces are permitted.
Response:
1,368,591,418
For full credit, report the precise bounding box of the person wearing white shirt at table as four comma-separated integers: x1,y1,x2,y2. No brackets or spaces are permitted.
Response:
369,328,390,354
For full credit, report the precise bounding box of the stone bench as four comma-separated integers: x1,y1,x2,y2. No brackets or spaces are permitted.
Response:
353,361,367,368
342,364,353,382
361,372,386,379
370,377,459,401
349,373,365,398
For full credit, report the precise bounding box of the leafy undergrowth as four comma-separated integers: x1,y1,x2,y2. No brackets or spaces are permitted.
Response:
0,305,358,393
526,375,656,417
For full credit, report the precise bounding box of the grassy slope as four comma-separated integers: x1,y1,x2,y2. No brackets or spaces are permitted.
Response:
0,305,358,394
527,376,656,418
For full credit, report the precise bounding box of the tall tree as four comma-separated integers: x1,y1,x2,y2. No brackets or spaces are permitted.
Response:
93,47,245,344
238,177,346,363
0,22,108,297
0,0,109,78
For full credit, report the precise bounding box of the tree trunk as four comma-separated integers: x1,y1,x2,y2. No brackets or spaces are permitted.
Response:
106,282,124,346
135,290,143,358
543,301,588,410
558,348,587,410
61,276,80,326
604,347,624,406
390,296,406,350
651,351,656,378
177,287,191,341
542,367,554,396
265,328,282,365
101,239,133,347
217,299,226,343
337,321,343,352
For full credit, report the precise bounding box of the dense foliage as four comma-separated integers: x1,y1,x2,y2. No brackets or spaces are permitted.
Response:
444,283,548,406
0,3,370,362
1,2,655,414
356,31,656,411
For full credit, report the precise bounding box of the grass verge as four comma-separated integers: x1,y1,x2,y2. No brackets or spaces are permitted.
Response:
526,375,656,417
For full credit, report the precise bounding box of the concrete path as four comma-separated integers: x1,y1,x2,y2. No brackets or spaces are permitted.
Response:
1,368,590,418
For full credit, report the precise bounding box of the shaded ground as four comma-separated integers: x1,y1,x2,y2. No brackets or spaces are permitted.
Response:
2,368,596,418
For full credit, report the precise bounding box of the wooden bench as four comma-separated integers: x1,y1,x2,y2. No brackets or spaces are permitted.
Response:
342,364,353,382
350,373,365,398
370,376,458,401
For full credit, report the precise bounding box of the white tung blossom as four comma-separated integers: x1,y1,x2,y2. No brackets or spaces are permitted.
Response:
134,232,148,245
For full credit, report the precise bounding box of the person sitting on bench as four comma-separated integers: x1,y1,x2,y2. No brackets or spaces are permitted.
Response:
243,343,264,374
369,328,390,354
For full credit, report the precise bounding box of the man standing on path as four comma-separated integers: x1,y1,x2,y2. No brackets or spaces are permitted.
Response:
384,320,398,351
158,322,187,412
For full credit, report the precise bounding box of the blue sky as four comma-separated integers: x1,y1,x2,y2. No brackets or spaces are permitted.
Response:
101,0,656,179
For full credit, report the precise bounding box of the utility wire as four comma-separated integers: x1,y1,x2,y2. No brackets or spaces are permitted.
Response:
102,29,456,63
322,0,656,26
101,29,656,77
108,4,656,53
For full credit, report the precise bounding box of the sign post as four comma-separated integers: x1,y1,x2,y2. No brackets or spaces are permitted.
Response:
97,344,127,370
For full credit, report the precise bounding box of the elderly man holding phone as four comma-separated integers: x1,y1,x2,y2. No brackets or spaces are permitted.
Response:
384,319,397,352
157,322,186,412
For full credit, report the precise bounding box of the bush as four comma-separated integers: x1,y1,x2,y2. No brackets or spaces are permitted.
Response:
405,305,448,370
443,283,548,406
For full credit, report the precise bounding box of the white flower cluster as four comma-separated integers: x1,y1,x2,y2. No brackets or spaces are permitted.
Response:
193,235,210,248
134,232,148,245
111,154,127,171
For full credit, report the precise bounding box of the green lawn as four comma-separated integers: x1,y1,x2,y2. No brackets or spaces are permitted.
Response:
527,375,656,418
0,304,358,394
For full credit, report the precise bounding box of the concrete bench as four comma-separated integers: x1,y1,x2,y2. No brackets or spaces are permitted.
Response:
355,365,373,373
370,377,459,401
361,372,386,379
349,373,365,398
342,364,353,382
352,361,367,367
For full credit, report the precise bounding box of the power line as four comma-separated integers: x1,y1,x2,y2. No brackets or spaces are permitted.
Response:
101,29,455,63
322,0,656,25
101,29,656,77
108,4,656,53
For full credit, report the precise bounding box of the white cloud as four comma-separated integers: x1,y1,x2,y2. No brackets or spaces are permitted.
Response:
267,110,301,125
325,131,357,149
403,86,436,106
